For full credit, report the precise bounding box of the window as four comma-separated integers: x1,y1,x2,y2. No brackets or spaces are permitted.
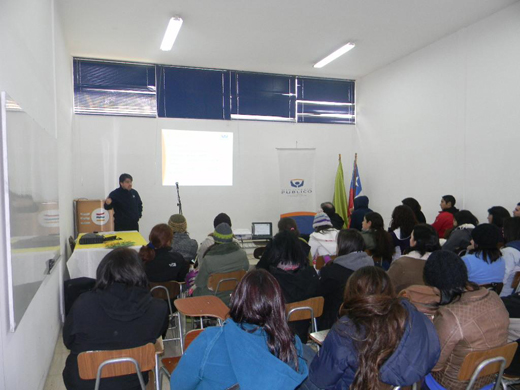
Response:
73,59,156,117
230,72,295,122
157,66,229,120
296,77,355,124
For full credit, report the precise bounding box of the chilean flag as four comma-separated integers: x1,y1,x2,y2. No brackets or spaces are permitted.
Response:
347,157,363,226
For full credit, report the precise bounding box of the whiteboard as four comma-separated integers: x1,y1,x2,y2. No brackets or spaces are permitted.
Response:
0,92,60,331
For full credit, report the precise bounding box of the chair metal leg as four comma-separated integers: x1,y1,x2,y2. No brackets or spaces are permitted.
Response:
94,357,146,390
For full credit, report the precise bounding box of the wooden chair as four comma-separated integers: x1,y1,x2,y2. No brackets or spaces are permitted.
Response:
207,269,246,296
174,296,230,352
480,282,504,295
458,342,517,390
77,343,157,390
159,329,204,384
286,296,324,333
150,282,184,345
315,255,336,270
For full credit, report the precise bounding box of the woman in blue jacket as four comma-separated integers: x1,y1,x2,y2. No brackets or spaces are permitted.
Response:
171,269,308,390
304,266,440,390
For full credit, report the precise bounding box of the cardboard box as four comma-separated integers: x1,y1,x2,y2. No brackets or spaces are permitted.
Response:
74,199,114,236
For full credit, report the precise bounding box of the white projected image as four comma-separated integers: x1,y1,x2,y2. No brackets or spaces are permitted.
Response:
162,129,233,186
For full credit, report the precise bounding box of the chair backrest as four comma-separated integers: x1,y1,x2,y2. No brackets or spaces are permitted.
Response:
150,281,182,301
286,297,324,322
479,282,504,295
174,296,230,322
457,342,518,381
184,329,204,350
208,269,247,294
316,256,336,270
77,343,156,380
512,271,520,290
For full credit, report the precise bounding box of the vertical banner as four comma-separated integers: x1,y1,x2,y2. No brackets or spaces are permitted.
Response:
277,148,316,235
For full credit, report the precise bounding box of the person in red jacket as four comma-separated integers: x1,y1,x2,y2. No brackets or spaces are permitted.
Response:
432,195,459,239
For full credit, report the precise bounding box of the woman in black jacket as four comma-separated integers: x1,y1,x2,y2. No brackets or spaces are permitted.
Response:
63,248,168,390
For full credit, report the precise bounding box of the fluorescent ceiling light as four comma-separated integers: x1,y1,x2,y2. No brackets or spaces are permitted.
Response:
314,43,355,68
160,17,183,51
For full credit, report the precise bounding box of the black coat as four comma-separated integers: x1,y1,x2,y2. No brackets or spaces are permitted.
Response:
145,247,189,283
62,283,168,390
104,187,143,231
350,196,372,231
256,238,311,270
317,263,355,330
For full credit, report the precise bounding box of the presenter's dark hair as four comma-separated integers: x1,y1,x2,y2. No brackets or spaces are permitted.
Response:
405,224,440,256
488,206,511,228
119,173,133,183
213,213,231,228
337,229,365,256
139,224,173,263
390,205,417,238
442,195,456,207
230,269,299,370
278,217,300,237
504,217,520,243
454,210,479,227
95,247,148,290
340,267,407,390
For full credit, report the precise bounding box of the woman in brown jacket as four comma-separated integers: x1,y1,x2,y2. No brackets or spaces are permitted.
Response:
423,250,509,390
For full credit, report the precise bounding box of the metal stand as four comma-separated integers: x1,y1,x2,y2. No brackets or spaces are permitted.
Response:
176,182,183,215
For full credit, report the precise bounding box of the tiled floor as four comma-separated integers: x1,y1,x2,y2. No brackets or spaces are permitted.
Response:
43,329,182,390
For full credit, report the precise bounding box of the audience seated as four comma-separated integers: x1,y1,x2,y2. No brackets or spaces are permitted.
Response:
501,217,520,296
63,248,168,390
388,224,441,293
442,210,478,254
195,212,235,262
318,229,373,330
171,269,308,390
303,266,440,390
349,195,372,231
488,205,511,245
168,214,198,263
514,203,520,217
423,251,509,390
432,195,459,239
402,197,426,223
461,224,505,286
139,224,189,283
257,217,311,269
308,212,339,261
500,290,520,376
360,211,394,268
263,231,319,343
320,201,345,230
192,222,249,305
389,205,417,261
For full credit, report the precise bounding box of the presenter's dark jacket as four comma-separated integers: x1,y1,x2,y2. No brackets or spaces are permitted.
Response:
104,187,143,231
145,247,189,283
62,283,168,390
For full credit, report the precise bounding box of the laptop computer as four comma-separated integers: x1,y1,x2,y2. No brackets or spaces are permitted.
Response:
251,222,273,240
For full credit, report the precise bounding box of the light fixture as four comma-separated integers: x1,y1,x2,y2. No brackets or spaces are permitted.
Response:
314,42,355,68
160,17,183,51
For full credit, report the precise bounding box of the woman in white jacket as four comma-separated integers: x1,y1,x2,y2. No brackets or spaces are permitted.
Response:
309,212,339,262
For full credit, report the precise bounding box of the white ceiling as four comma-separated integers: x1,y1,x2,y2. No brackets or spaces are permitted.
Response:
57,0,519,80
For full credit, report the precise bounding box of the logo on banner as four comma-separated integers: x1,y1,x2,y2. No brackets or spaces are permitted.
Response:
91,208,110,226
290,179,304,188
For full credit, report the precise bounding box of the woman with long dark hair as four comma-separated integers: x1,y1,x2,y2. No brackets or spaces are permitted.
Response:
63,248,168,390
305,266,439,390
361,211,394,267
388,224,440,293
171,269,308,390
402,197,426,223
138,223,189,283
389,205,417,261
423,251,508,390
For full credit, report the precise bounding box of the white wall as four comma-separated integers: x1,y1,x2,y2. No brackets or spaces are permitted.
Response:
73,116,355,242
356,2,520,226
0,0,73,389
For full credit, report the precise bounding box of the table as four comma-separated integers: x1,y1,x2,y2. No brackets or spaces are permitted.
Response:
309,329,330,346
67,231,147,279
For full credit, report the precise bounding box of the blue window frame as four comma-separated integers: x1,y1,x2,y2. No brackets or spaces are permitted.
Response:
157,66,229,120
73,59,157,117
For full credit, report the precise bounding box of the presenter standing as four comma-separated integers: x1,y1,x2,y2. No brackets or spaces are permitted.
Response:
104,173,143,231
